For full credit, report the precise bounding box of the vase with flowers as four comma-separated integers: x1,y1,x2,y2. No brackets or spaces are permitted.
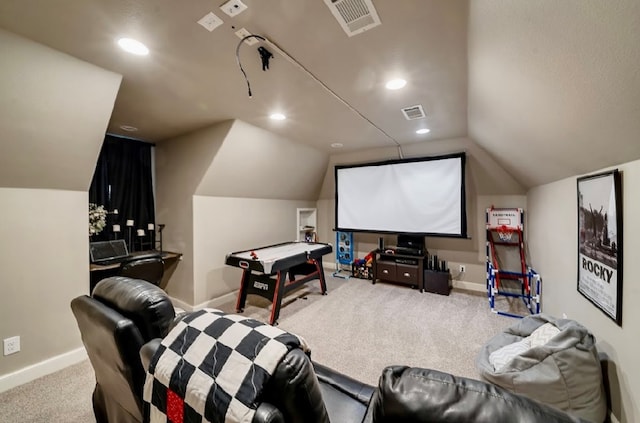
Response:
89,203,107,236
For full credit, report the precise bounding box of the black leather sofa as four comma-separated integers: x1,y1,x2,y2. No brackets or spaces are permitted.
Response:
72,277,590,423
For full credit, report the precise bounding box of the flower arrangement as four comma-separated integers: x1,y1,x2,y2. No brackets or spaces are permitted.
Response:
89,203,107,236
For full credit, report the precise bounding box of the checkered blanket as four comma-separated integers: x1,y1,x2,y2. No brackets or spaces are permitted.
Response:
143,308,309,423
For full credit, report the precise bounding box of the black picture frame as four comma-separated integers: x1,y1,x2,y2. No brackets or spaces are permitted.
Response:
577,170,623,326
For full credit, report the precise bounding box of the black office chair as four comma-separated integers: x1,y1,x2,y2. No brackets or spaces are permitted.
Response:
118,253,164,286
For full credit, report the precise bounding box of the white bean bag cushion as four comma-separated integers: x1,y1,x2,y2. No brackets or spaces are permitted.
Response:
476,314,606,423
489,338,531,372
529,322,560,348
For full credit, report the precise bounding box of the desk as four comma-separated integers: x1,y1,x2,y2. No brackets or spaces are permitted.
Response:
225,241,333,325
90,250,182,292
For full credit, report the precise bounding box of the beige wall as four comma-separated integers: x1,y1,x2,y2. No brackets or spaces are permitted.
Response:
528,161,640,422
0,30,121,380
0,189,88,376
0,28,121,190
317,137,525,287
155,121,233,304
193,196,315,305
196,120,327,201
156,119,328,306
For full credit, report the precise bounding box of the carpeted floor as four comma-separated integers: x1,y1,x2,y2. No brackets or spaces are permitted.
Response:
0,275,523,421
218,277,519,385
0,359,96,422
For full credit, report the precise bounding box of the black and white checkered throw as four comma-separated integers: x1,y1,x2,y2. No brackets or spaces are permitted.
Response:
143,308,309,423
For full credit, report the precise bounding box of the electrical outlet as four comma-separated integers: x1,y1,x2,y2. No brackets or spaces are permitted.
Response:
3,336,20,356
197,12,223,32
459,265,466,273
235,28,259,46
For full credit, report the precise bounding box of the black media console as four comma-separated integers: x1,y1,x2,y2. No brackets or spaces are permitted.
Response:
372,249,427,292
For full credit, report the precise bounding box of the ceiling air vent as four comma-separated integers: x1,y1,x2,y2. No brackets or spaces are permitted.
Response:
324,0,381,37
401,105,426,120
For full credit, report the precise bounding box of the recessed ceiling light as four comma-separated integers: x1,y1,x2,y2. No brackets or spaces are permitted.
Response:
269,113,286,120
120,125,138,132
385,78,407,90
331,143,344,148
117,38,149,56
416,128,431,135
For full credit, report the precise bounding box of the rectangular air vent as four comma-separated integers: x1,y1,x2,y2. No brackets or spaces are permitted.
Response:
324,0,381,37
401,105,426,120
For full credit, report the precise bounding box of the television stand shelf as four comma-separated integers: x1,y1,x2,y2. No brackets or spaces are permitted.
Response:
372,249,427,292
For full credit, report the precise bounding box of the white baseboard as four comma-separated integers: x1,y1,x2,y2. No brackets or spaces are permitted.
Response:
193,290,239,310
0,347,88,394
452,280,485,293
169,290,239,313
168,295,194,312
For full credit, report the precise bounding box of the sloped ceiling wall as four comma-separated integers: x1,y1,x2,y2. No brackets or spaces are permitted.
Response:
196,120,328,200
319,137,524,200
0,28,121,190
155,120,234,304
468,0,640,188
155,119,327,304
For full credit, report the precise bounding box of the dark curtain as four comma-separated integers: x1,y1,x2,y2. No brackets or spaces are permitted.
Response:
89,134,156,251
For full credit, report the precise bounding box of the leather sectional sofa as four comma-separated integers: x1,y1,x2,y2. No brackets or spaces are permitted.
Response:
72,277,591,422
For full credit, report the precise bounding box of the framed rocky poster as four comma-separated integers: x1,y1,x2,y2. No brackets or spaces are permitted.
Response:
577,170,622,326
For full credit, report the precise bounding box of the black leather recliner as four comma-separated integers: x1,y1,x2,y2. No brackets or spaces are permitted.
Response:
71,277,176,423
73,277,592,423
73,277,374,423
140,338,374,423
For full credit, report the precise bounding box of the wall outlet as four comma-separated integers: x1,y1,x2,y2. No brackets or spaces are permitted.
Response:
197,12,224,32
235,28,259,46
459,265,466,273
3,336,20,356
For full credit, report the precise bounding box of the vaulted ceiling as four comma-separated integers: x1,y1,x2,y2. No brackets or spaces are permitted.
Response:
1,0,639,189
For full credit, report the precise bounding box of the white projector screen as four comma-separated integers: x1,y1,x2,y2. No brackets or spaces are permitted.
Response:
335,153,467,236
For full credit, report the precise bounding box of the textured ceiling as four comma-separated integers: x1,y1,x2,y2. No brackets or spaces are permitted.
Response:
468,0,640,187
1,0,639,188
0,0,468,154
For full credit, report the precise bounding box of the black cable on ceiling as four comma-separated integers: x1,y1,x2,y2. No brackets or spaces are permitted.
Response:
234,33,401,150
235,34,266,98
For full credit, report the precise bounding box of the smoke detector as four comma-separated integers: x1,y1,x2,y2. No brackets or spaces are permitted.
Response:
401,105,426,120
220,0,248,17
323,0,381,37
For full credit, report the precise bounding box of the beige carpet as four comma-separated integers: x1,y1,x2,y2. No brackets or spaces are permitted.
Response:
0,275,523,421
0,359,96,422
219,276,518,385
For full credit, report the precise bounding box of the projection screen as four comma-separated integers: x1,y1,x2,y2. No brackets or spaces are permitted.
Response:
335,153,467,237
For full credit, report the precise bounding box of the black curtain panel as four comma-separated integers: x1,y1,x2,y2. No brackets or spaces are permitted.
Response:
89,134,156,251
